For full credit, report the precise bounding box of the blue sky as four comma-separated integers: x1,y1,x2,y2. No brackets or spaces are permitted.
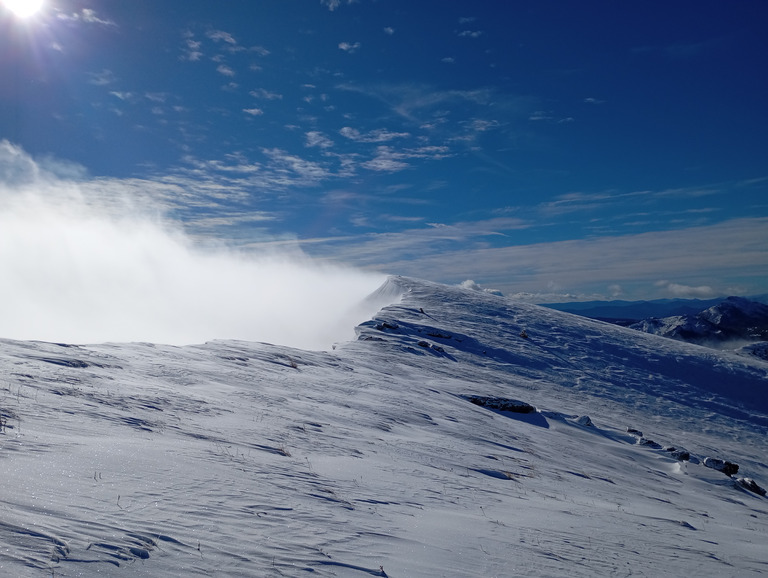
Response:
2,0,767,301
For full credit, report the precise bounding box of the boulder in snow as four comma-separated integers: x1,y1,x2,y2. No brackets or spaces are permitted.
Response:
704,457,739,477
736,477,766,496
663,447,691,461
575,415,593,427
466,396,536,414
637,437,662,449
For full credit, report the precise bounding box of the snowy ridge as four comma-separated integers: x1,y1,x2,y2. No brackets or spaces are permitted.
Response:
1,276,767,577
629,296,768,346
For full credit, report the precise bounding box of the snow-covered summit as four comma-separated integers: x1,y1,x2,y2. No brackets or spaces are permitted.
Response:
629,295,768,346
1,276,767,576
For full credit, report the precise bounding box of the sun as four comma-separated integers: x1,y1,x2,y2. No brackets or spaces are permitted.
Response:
2,0,45,19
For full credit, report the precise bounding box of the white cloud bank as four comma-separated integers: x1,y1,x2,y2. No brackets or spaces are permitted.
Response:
0,142,386,348
655,280,717,299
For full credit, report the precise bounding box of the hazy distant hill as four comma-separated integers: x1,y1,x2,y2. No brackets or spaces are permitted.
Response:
543,297,728,321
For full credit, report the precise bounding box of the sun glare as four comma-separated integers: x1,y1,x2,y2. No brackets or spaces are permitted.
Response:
3,0,45,18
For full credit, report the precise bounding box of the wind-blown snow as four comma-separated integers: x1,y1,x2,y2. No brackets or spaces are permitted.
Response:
1,276,767,576
0,156,385,349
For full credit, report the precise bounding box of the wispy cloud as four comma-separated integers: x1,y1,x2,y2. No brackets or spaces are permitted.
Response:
181,32,203,61
529,110,573,123
536,184,731,229
143,93,165,104
207,30,237,44
261,148,331,184
360,145,453,173
18,119,754,305
301,217,530,263
361,156,409,173
249,46,271,57
538,190,646,216
339,127,410,143
338,42,361,53
250,88,283,100
87,69,116,86
243,108,264,116
383,27,395,35
109,91,134,101
448,118,502,144
216,64,236,77
321,0,357,11
305,131,335,149
458,30,483,38
57,8,116,26
338,83,495,127
82,8,115,26
307,217,768,300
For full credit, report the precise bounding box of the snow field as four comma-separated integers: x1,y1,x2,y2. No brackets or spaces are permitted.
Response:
1,276,767,576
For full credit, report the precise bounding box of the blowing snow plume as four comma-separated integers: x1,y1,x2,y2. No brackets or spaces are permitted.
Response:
0,142,386,349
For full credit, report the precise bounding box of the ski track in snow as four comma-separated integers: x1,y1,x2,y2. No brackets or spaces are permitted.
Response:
1,276,767,576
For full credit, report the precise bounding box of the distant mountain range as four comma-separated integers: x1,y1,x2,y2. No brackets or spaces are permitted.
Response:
544,295,768,351
544,294,768,322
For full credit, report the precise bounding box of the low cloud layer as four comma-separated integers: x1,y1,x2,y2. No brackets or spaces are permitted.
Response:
0,142,386,348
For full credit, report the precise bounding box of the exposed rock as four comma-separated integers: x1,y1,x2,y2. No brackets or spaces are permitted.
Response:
575,415,593,427
426,331,452,339
736,341,768,362
704,457,739,477
637,437,662,449
663,447,691,461
626,428,643,437
736,477,766,496
466,396,536,414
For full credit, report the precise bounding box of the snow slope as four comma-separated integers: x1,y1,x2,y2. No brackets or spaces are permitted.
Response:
1,276,767,577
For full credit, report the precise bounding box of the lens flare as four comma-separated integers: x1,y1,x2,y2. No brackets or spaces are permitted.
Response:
3,0,45,19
